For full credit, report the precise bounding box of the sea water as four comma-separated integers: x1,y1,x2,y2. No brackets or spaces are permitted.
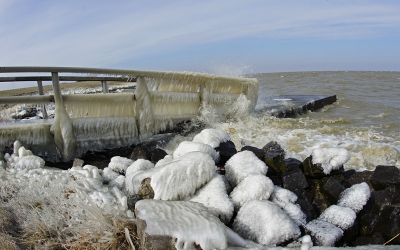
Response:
180,71,399,171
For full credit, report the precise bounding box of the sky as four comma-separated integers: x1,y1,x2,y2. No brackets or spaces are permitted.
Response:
1,0,400,89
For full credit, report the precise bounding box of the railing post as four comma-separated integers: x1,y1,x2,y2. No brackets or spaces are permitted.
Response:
37,80,48,119
102,80,109,93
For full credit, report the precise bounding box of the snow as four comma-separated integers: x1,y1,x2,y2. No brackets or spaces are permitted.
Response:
151,151,216,200
192,128,231,148
270,186,306,226
224,150,268,187
305,219,344,246
173,141,220,162
108,156,134,174
338,182,371,213
135,199,228,250
124,167,160,196
125,159,154,177
101,167,121,183
233,200,301,246
13,155,45,170
318,205,356,230
229,174,274,210
188,175,234,224
311,148,350,174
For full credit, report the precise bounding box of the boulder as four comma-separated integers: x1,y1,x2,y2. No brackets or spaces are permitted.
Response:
353,232,386,246
281,168,308,191
323,177,345,204
263,141,286,175
149,148,168,164
138,178,155,200
130,146,149,161
72,158,84,168
375,203,400,243
311,183,331,215
301,156,326,178
297,197,317,223
284,158,302,172
240,146,264,161
135,200,228,250
345,170,373,190
370,165,400,191
372,186,400,211
215,140,237,165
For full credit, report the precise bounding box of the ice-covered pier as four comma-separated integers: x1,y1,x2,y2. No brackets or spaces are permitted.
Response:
0,67,258,162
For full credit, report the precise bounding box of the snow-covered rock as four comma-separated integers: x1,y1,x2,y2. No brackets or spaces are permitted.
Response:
173,141,220,162
151,151,216,200
233,200,301,246
13,155,45,170
311,148,350,174
224,150,268,187
192,128,230,148
304,219,344,246
318,205,356,230
108,156,134,174
126,159,154,177
270,186,306,226
101,167,121,183
188,175,234,224
338,182,371,213
135,200,228,250
229,174,274,210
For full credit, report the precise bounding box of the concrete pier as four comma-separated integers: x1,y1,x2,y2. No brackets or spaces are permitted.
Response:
259,95,337,118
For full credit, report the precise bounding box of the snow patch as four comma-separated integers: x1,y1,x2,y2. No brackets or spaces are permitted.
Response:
270,186,306,226
225,150,268,187
108,156,134,174
305,219,343,246
338,182,371,213
173,141,219,162
233,200,301,246
125,159,154,177
311,148,350,174
319,205,356,230
229,174,274,210
192,128,231,148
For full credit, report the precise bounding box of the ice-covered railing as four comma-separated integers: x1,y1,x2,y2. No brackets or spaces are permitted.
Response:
0,67,258,161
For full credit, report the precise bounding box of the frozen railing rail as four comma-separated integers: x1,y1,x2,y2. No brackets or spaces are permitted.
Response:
0,66,258,161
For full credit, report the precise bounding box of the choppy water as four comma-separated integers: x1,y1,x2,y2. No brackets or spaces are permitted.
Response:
193,71,399,171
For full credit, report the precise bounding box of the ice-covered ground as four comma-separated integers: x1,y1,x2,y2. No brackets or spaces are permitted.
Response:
0,127,388,249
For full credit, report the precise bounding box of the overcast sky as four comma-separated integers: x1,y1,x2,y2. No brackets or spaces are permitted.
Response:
1,0,399,89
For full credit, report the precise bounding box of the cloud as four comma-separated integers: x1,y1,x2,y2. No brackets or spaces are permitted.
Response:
0,0,399,69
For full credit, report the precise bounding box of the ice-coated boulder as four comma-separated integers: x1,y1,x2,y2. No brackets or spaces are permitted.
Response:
229,174,274,210
173,141,219,162
311,148,350,174
305,219,343,246
108,156,134,174
125,159,154,177
337,182,371,213
135,200,228,250
192,128,230,148
318,205,356,230
270,186,306,226
225,150,268,187
233,200,301,245
151,151,216,200
188,175,234,224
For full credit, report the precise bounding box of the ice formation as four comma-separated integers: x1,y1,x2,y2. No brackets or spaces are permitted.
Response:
173,141,220,162
304,219,344,246
338,182,371,213
224,150,268,187
108,156,134,174
229,174,274,210
318,205,356,230
192,128,231,148
125,159,154,176
188,175,234,224
311,148,350,174
151,152,216,200
270,186,306,226
135,200,228,250
233,200,301,246
101,167,122,183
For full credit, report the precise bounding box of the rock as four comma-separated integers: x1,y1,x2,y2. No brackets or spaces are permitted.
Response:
130,146,149,161
284,158,302,172
215,140,237,165
323,177,345,203
359,211,381,236
281,168,308,191
370,165,400,191
135,200,228,250
262,141,286,175
372,186,400,211
311,183,331,215
138,178,155,199
297,198,317,222
301,156,326,178
269,175,282,187
375,203,400,242
342,219,360,246
353,232,386,246
305,219,344,246
72,158,84,168
149,148,168,164
345,170,373,190
240,146,264,161
292,187,314,203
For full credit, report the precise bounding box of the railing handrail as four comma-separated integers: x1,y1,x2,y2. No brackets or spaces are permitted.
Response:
0,76,135,82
